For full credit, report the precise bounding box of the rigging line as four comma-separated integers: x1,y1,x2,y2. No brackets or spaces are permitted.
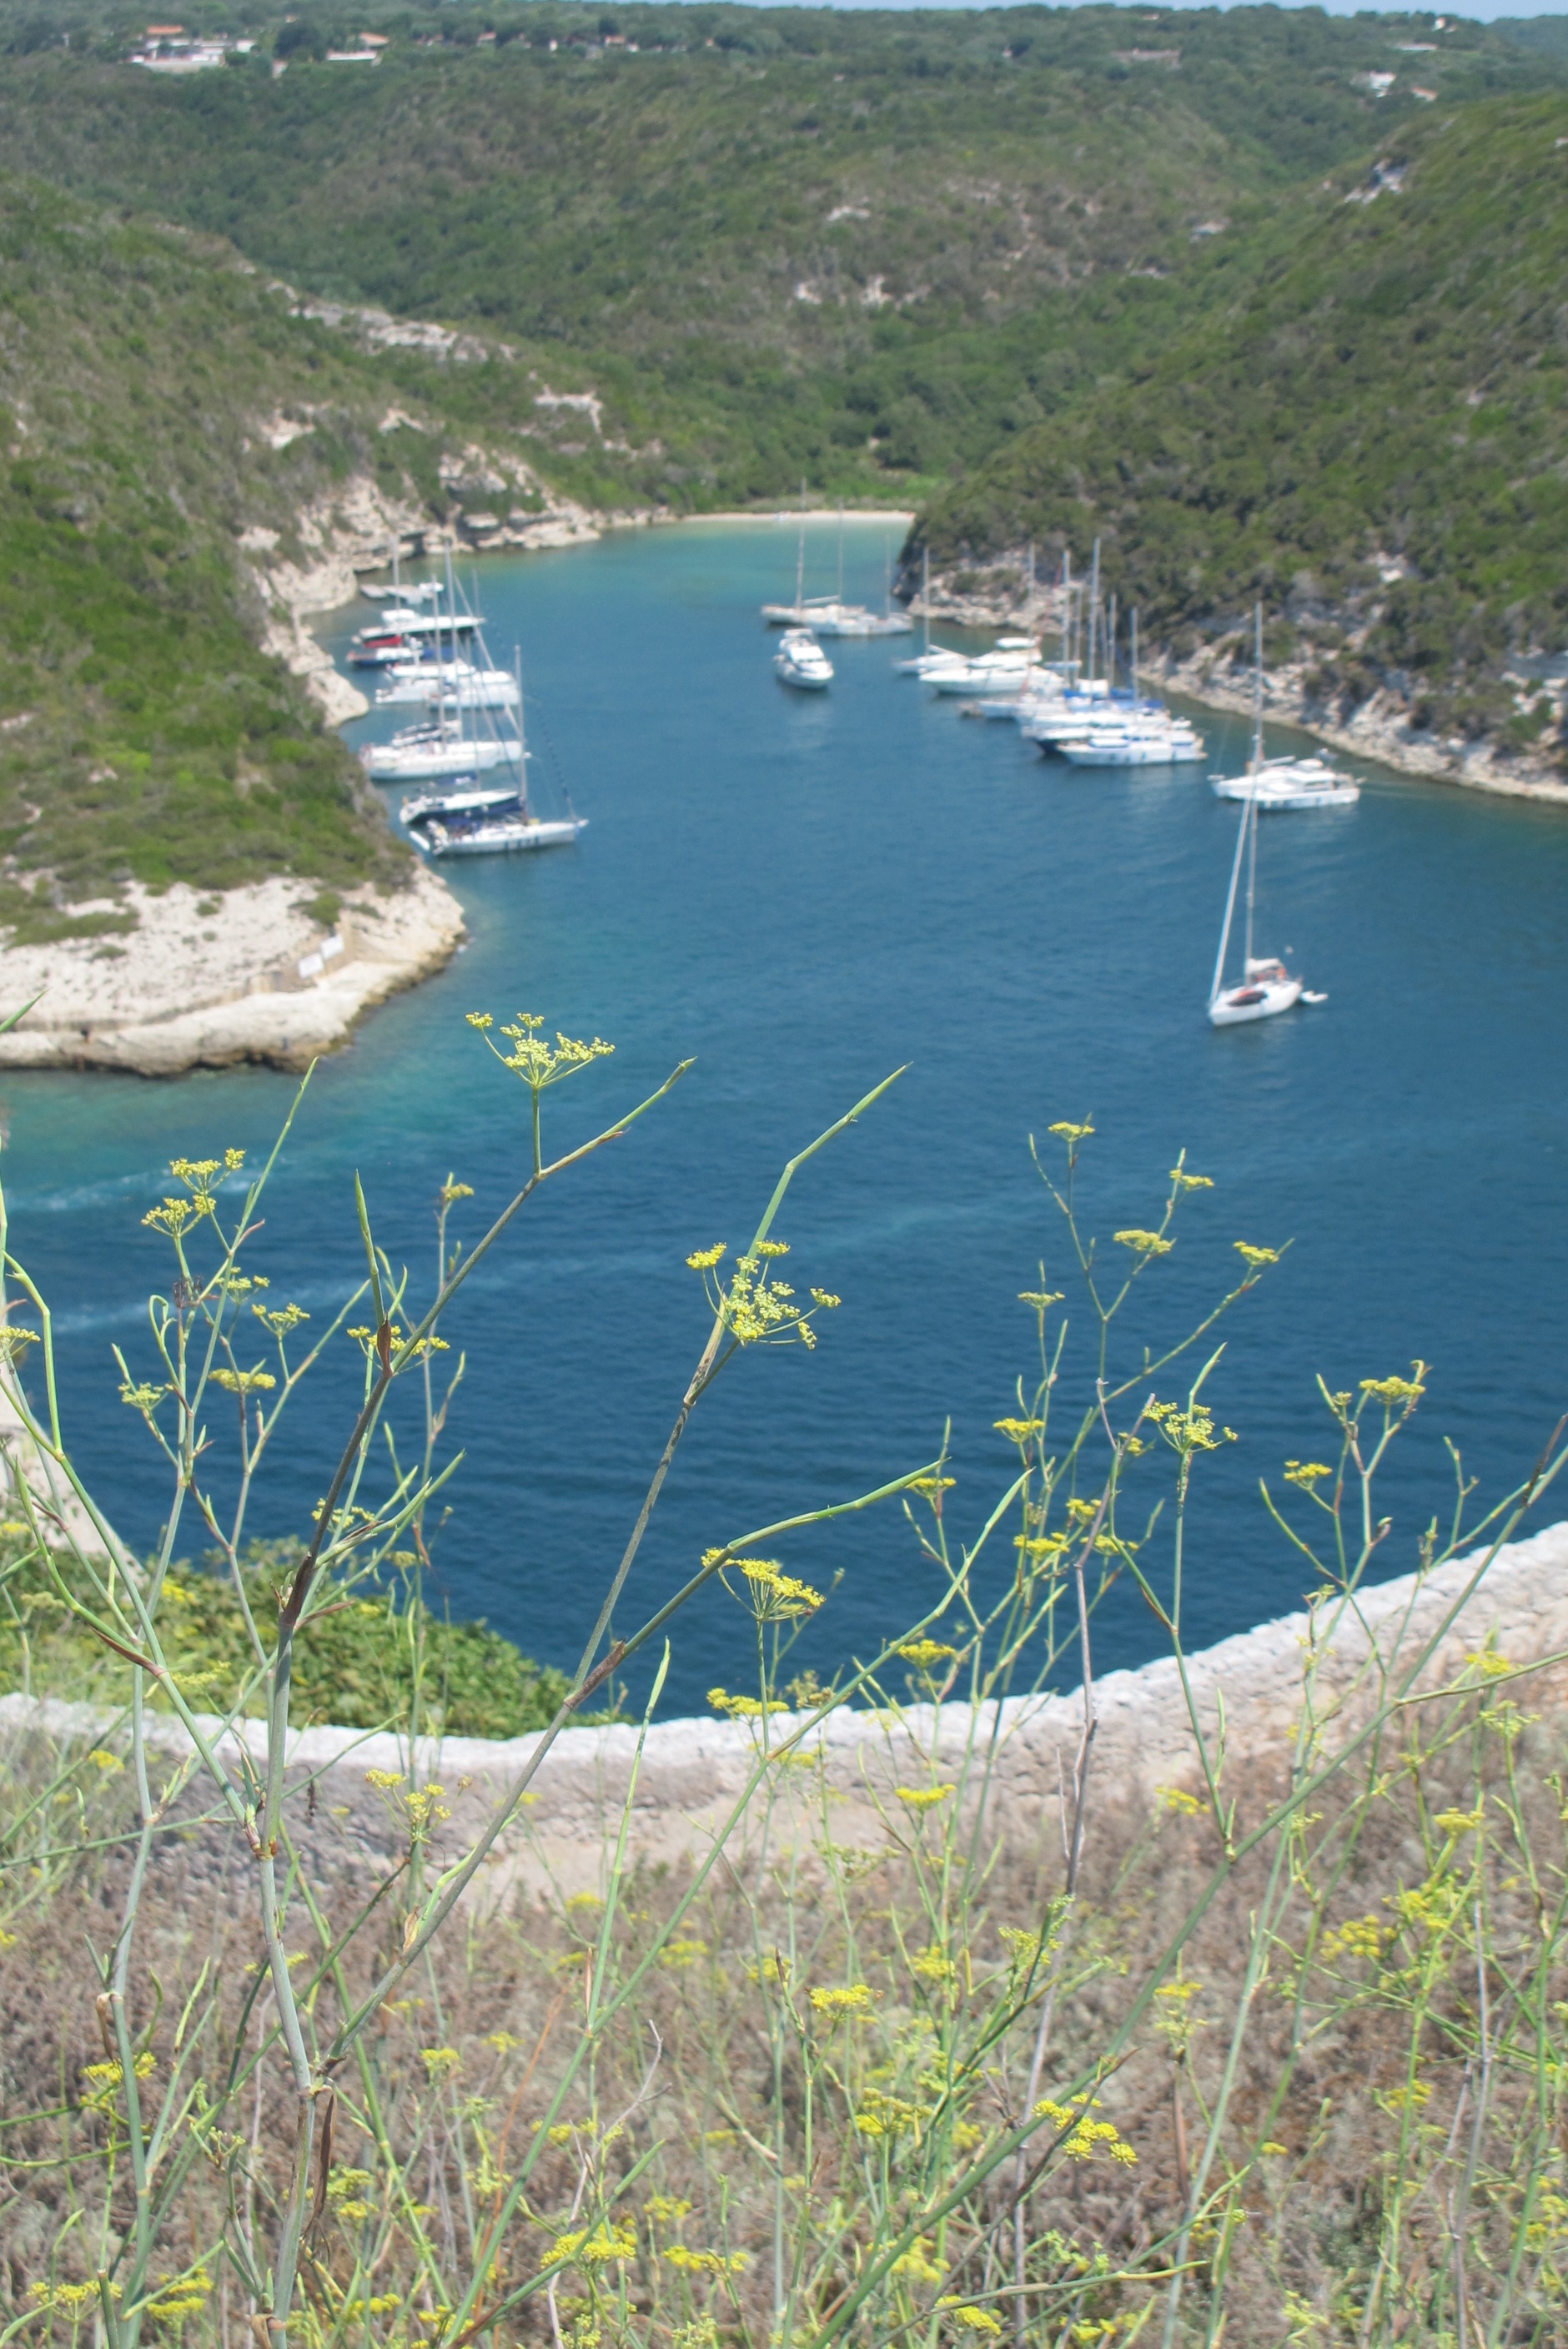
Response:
522,684,576,817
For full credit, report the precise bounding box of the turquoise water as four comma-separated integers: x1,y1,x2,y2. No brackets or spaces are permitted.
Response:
4,521,1565,1713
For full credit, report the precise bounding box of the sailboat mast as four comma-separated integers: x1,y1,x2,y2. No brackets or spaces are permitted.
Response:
1088,536,1101,686
1244,789,1259,971
1131,609,1138,705
1210,798,1250,1008
1253,599,1264,773
445,544,460,744
515,644,528,817
837,501,844,609
1062,549,1071,675
796,479,806,616
1108,592,1117,693
922,544,930,658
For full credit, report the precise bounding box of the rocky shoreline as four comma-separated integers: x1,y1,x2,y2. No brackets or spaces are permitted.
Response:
0,460,609,1078
909,561,1568,807
0,867,465,1076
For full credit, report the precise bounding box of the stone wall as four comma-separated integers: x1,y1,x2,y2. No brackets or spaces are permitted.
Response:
4,1518,1565,1904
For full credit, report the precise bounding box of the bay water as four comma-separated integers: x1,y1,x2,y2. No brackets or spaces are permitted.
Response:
4,521,1565,1714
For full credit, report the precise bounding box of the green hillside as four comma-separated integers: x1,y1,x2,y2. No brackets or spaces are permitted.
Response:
0,5,1562,807
0,177,516,932
0,4,1552,509
916,91,1568,747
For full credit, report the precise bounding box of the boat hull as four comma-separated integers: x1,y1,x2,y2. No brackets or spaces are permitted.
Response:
1212,778,1360,809
1063,735,1205,767
412,817,586,857
1209,977,1304,1026
364,739,520,782
762,601,911,636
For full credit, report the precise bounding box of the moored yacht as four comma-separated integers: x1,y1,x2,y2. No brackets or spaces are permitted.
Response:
349,606,478,668
928,637,1042,696
1212,754,1360,810
761,494,912,635
774,628,834,690
1211,607,1361,810
363,726,519,782
1063,714,1206,767
405,777,585,857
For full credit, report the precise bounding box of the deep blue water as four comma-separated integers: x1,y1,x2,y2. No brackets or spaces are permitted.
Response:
3,521,1565,1715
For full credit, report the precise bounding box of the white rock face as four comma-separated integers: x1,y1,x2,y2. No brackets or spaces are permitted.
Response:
0,866,465,1074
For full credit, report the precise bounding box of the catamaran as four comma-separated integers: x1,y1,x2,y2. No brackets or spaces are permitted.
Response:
1212,606,1361,809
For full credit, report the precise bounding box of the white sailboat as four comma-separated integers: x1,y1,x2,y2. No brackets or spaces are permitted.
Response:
363,728,518,781
895,546,949,673
1212,606,1361,809
1064,714,1206,767
1061,611,1204,764
1208,792,1309,1024
374,660,520,711
761,491,912,635
405,649,585,856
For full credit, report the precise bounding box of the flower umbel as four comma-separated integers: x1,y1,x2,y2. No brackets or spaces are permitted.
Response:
686,1240,841,1351
717,1555,824,1623
470,1011,614,1091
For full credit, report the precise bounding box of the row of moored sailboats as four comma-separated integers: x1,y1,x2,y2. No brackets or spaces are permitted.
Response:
765,528,1359,1027
348,552,584,857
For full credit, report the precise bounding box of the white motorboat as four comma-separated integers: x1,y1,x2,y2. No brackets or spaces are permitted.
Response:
1063,716,1206,767
1211,607,1361,810
774,628,833,691
1212,754,1360,810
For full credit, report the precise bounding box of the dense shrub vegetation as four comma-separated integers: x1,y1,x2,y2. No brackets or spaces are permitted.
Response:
3,1045,1568,2346
1,1540,570,1734
917,92,1568,739
0,1,1563,905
